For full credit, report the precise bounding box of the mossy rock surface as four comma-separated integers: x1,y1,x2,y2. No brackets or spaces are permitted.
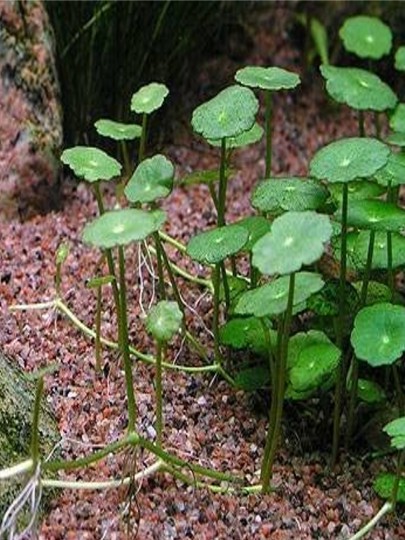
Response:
0,351,60,526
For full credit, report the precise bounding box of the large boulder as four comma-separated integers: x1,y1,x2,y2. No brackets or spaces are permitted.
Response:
0,351,60,530
0,0,62,221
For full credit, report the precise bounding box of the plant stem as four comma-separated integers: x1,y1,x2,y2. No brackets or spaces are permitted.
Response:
212,263,223,364
118,246,137,432
156,235,183,314
139,113,147,162
0,459,34,481
153,232,166,300
158,231,186,253
10,298,225,375
345,230,375,448
265,90,273,178
331,182,349,467
392,364,405,415
95,285,102,372
220,261,230,314
261,272,295,492
348,501,392,540
391,450,405,510
147,244,213,292
42,460,163,490
217,138,228,226
45,434,139,472
155,342,164,447
30,376,44,468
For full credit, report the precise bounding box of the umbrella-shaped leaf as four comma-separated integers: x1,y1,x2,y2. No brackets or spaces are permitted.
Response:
353,231,405,269
353,280,392,305
339,199,405,232
389,103,405,132
191,85,259,141
386,132,405,147
310,137,390,184
374,152,405,187
351,303,405,366
252,177,329,213
339,16,392,60
94,119,142,141
328,180,385,203
289,342,340,394
131,82,169,115
252,211,332,276
235,216,271,252
187,224,248,265
234,364,270,392
374,473,405,502
356,379,386,404
395,46,405,71
307,279,359,317
287,330,335,368
82,208,166,249
207,122,263,149
383,416,405,450
235,66,300,91
235,272,324,318
61,146,122,182
124,154,174,204
320,65,397,112
219,316,275,355
146,300,183,343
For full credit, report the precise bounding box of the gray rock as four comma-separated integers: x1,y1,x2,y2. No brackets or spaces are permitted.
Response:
0,0,62,221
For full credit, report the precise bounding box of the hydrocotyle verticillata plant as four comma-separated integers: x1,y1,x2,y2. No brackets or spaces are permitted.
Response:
309,136,390,465
191,85,259,226
82,208,167,432
146,300,183,447
235,66,300,177
249,210,332,491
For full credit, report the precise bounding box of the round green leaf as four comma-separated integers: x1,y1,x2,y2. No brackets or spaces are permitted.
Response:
328,180,385,203
130,82,169,115
235,216,271,252
310,137,390,184
94,119,142,141
395,46,405,71
351,303,405,366
219,316,274,355
82,208,166,249
146,301,183,343
252,211,332,275
235,272,324,318
320,65,397,112
235,66,300,91
191,85,259,141
252,177,328,213
61,146,122,182
339,16,392,60
186,224,248,264
287,330,334,368
374,151,405,187
353,280,392,306
356,379,386,404
374,473,405,502
383,416,405,450
289,342,340,393
386,132,405,147
341,199,405,232
307,279,359,317
124,154,174,204
353,231,405,269
207,122,263,149
389,103,405,133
